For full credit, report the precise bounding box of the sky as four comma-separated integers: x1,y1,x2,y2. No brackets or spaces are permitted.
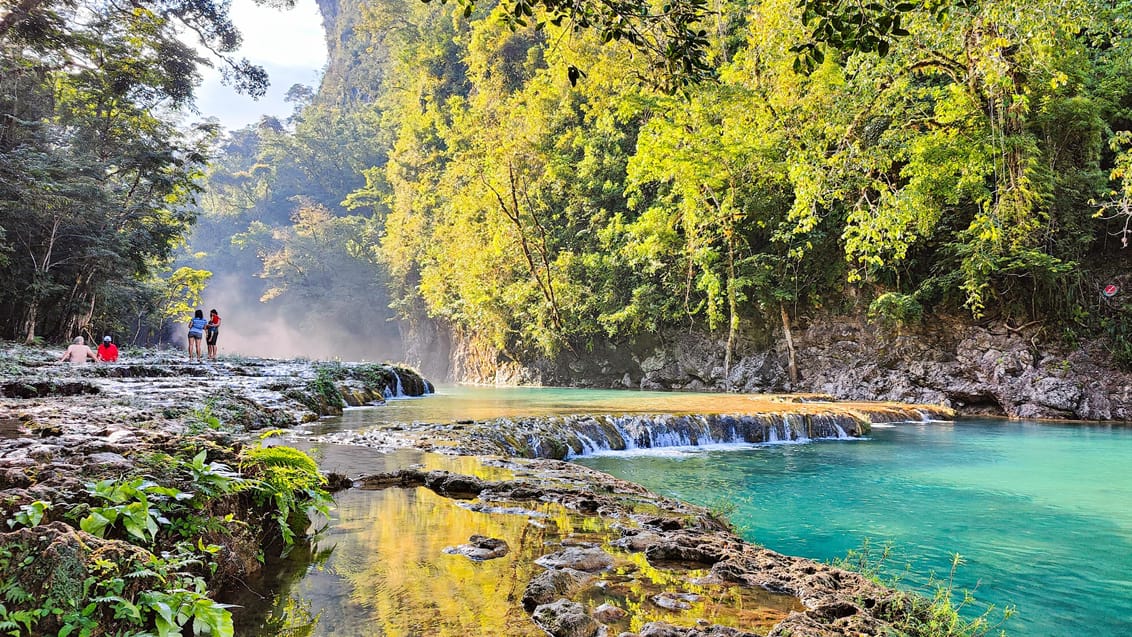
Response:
192,0,328,131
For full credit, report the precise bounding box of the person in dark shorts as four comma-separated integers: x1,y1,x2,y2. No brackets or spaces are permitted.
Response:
187,309,207,362
205,309,221,361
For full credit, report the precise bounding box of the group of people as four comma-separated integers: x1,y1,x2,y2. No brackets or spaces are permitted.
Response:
187,308,221,362
58,308,222,364
59,335,118,363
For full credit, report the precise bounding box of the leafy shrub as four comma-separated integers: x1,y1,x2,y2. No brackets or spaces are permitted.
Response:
80,477,191,544
868,292,924,330
240,444,331,546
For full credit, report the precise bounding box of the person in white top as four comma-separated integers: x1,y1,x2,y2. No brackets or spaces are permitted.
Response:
60,336,97,363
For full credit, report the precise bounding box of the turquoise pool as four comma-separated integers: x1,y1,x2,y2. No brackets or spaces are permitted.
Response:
575,419,1132,636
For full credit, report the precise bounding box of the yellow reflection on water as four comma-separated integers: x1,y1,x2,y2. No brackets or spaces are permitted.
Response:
329,487,548,636
318,386,949,436
252,477,800,637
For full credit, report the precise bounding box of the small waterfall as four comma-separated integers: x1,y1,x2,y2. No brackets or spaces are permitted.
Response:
473,411,873,459
382,367,407,398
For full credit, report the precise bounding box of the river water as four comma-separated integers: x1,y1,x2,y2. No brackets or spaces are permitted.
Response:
245,386,1132,636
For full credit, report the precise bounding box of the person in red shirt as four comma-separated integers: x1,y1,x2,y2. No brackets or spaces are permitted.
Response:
205,309,221,361
97,335,118,362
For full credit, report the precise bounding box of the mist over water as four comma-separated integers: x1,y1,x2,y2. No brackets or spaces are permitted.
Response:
195,273,405,362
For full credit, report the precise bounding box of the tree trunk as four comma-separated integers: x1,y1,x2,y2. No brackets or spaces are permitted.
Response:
23,302,37,344
724,237,738,379
780,302,799,384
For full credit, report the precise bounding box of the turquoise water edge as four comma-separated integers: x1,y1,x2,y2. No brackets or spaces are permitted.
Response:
576,419,1132,637
308,387,1132,636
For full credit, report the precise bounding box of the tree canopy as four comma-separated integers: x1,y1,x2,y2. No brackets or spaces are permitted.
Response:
5,0,1132,371
0,0,285,342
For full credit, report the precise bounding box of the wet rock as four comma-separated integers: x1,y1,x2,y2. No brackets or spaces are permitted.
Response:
611,529,663,552
443,534,509,561
523,568,592,611
644,533,731,566
323,471,353,491
638,623,685,637
651,591,699,610
423,470,486,498
26,444,59,461
85,452,131,469
355,468,488,497
535,546,615,572
531,599,600,637
635,622,763,637
593,602,627,623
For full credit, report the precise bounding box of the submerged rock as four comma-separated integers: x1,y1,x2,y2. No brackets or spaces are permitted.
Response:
535,546,615,572
531,599,601,637
593,602,627,623
523,568,593,611
443,534,510,561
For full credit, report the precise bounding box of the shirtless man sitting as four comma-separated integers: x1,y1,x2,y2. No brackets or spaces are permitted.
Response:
60,336,98,363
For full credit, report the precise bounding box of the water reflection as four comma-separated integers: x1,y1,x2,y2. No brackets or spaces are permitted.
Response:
231,453,800,636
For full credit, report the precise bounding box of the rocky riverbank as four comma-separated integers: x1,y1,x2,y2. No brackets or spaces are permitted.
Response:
0,342,430,636
444,316,1132,421
0,341,963,636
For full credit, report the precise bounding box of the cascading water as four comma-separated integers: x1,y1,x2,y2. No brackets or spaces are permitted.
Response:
382,367,407,398
471,411,877,459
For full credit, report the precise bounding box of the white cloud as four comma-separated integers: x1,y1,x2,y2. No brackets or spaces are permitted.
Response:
192,0,328,131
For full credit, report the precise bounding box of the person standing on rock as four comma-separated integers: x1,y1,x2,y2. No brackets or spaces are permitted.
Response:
97,335,118,362
187,309,207,362
205,309,221,361
59,336,98,364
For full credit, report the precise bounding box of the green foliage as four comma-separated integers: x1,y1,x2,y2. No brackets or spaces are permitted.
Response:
428,0,714,93
79,478,191,544
240,445,331,547
89,544,235,637
833,539,1015,637
187,403,224,433
178,0,1132,363
152,267,214,337
868,293,925,330
0,0,271,343
0,528,235,637
6,501,50,530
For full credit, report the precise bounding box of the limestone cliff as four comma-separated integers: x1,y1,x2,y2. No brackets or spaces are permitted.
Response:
438,316,1132,421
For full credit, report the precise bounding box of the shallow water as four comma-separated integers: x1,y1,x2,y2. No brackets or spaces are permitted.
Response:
301,384,921,437
260,387,1132,636
231,449,800,636
576,419,1132,636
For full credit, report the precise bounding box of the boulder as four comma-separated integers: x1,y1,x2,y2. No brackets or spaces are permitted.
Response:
443,534,509,561
523,568,592,611
535,546,615,572
531,599,600,637
593,603,627,623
